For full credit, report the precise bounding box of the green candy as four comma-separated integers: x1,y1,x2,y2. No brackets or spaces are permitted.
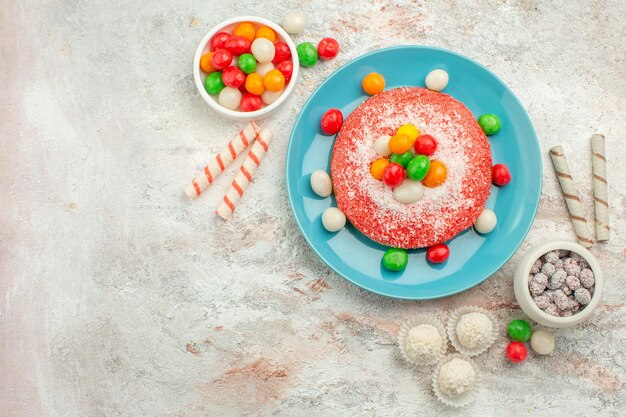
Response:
507,319,532,342
382,248,408,272
296,42,318,67
238,53,257,75
406,155,431,181
478,113,502,135
389,151,413,168
204,71,225,95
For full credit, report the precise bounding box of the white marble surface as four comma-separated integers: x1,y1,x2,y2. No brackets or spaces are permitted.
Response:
2,1,625,416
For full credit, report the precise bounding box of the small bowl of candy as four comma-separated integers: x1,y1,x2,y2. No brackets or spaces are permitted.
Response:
513,241,604,328
193,16,300,120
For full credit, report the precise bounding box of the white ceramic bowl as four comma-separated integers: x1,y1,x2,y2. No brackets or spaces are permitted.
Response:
193,16,300,121
513,240,603,328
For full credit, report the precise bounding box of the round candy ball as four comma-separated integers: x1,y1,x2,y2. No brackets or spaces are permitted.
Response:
255,26,276,42
317,37,340,60
310,170,332,197
282,12,306,34
389,151,413,169
211,32,230,51
297,42,318,67
396,124,419,143
321,108,343,135
393,180,424,204
204,71,226,95
506,341,528,363
221,66,246,88
239,93,263,112
200,52,215,73
362,72,385,95
406,155,431,181
261,89,282,105
276,60,293,83
224,36,251,56
322,207,346,232
218,87,242,110
414,134,438,156
370,158,390,181
263,69,285,92
478,114,502,136
507,320,532,342
272,42,291,64
530,329,555,355
238,53,257,74
388,134,413,154
255,62,275,77
251,38,276,64
422,160,447,187
474,209,497,234
245,73,265,95
373,135,391,157
425,69,449,92
426,243,450,264
382,248,408,272
492,163,512,186
233,22,255,43
211,49,232,70
383,163,406,188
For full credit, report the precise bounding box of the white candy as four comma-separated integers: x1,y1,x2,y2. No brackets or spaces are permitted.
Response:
474,208,497,234
261,89,282,105
530,329,555,355
425,69,449,92
255,62,275,77
322,207,346,232
282,12,306,34
251,38,275,64
218,87,242,110
393,180,424,204
310,170,332,197
373,135,391,156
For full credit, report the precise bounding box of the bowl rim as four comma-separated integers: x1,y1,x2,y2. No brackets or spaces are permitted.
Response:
192,15,300,119
517,240,603,324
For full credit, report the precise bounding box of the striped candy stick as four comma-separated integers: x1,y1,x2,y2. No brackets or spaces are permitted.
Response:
549,145,593,248
184,121,262,199
591,134,609,241
215,128,274,220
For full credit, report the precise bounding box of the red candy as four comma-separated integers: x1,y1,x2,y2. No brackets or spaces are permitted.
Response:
492,163,512,186
414,134,438,156
211,32,231,51
320,109,343,135
211,49,233,70
317,38,340,60
272,42,291,64
426,243,449,263
222,66,246,88
506,341,528,363
240,93,263,112
383,163,406,188
224,36,251,56
276,60,293,83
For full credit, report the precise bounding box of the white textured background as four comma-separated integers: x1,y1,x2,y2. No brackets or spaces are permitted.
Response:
1,1,625,416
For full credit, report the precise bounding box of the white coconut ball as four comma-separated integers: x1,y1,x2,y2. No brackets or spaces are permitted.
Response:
474,208,497,234
310,170,332,197
425,69,449,92
438,358,476,397
322,207,346,232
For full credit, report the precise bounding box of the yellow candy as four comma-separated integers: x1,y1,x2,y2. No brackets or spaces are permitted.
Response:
370,158,390,180
245,73,265,95
362,72,385,95
396,124,419,143
233,22,256,42
423,160,447,187
255,26,276,42
388,134,413,154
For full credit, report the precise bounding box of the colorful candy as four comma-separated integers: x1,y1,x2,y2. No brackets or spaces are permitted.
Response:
224,36,251,55
422,160,447,187
255,26,276,42
245,73,265,95
414,134,438,156
211,32,231,51
382,248,408,271
317,38,340,60
425,69,449,92
474,209,497,234
383,163,406,187
530,329,555,355
426,243,450,264
370,158,390,181
320,108,343,135
478,114,502,136
505,341,528,363
211,49,232,70
389,151,413,168
218,87,242,110
276,60,293,83
237,53,257,74
507,320,532,342
263,69,285,92
322,207,346,232
396,124,419,143
233,22,255,43
200,52,215,73
251,38,275,63
388,134,413,154
362,72,385,95
272,42,291,64
374,135,392,157
240,93,263,112
492,164,511,186
222,66,246,88
310,170,333,197
406,155,431,181
393,179,424,204
282,12,306,34
297,42,318,67
204,71,226,95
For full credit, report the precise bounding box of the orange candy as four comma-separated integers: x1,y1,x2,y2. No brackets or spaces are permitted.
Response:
370,158,390,180
245,73,265,96
362,72,385,95
233,22,256,42
255,26,276,42
388,134,413,154
199,52,215,73
263,69,285,92
423,160,447,187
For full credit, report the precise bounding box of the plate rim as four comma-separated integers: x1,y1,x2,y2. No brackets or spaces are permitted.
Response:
285,45,542,300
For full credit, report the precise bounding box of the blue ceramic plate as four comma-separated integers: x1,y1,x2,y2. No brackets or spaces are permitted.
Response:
285,46,541,300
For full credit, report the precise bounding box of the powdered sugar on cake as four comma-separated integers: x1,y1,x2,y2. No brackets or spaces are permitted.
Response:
331,87,492,248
